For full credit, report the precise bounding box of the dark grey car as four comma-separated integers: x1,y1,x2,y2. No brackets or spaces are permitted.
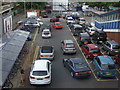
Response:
102,40,120,55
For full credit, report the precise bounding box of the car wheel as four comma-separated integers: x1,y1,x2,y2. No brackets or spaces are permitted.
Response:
71,72,75,78
63,61,66,67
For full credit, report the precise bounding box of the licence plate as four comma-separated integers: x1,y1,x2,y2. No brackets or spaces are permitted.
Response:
84,42,88,44
68,49,73,51
37,78,43,80
106,73,112,75
99,41,103,43
115,51,119,52
93,54,97,56
81,72,87,74
45,56,49,57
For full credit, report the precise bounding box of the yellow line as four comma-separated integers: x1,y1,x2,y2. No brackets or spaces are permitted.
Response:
67,25,119,81
89,61,93,64
33,46,40,61
97,77,119,81
33,27,39,42
116,69,120,73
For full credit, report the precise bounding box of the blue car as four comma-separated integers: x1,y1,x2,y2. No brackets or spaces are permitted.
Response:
63,58,91,78
93,56,117,78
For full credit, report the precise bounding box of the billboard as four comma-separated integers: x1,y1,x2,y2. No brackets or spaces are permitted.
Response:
4,15,12,33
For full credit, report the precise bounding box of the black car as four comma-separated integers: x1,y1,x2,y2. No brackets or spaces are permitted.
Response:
92,30,107,43
50,16,59,22
63,58,91,78
77,32,91,46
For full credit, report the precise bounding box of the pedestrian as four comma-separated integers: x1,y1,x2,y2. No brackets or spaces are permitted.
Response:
20,68,25,85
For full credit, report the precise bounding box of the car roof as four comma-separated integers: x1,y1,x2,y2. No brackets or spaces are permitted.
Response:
70,58,83,64
55,22,61,24
73,24,82,27
33,60,50,71
97,56,114,64
43,29,50,32
64,40,74,43
107,40,119,45
79,18,85,19
87,44,99,49
80,33,89,37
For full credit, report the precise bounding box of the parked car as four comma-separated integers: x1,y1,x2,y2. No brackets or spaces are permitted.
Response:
29,60,51,85
92,30,107,43
102,40,120,55
114,54,120,64
82,22,92,30
54,13,61,18
70,24,83,36
42,13,48,18
82,44,102,59
67,20,75,25
39,46,54,60
66,17,74,23
27,34,32,41
86,27,96,36
93,56,117,77
77,32,91,46
68,22,76,28
50,16,59,22
63,58,91,78
77,18,86,25
42,29,51,38
24,20,40,27
52,22,63,29
61,40,76,54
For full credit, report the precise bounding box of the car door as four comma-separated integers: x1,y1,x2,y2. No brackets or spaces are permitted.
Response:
67,60,74,72
52,23,55,27
94,57,101,71
82,45,89,55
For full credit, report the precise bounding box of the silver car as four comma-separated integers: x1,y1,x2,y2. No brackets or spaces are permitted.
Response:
39,46,54,60
61,40,77,54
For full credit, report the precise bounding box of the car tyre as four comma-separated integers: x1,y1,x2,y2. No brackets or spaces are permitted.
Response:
71,72,75,78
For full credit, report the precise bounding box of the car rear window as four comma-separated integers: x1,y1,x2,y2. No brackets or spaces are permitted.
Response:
66,43,74,48
43,31,50,34
74,63,88,69
102,64,115,69
80,19,85,21
56,23,61,25
112,45,120,49
32,71,47,76
90,49,100,53
41,47,52,53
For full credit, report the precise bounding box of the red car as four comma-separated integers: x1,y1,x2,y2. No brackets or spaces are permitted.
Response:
114,54,120,64
52,22,63,29
82,44,102,59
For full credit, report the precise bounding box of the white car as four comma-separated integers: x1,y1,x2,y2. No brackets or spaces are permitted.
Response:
77,18,86,25
86,27,96,36
42,29,51,38
29,60,51,85
24,20,40,27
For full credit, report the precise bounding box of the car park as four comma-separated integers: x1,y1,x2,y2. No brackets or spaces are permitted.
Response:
61,40,76,54
86,27,96,36
70,24,83,36
29,60,51,85
52,22,63,29
63,58,91,78
24,20,40,27
102,40,120,55
114,54,120,64
50,16,59,22
82,44,102,59
92,30,107,43
93,56,117,77
42,29,51,38
39,46,54,60
77,32,91,46
77,18,86,25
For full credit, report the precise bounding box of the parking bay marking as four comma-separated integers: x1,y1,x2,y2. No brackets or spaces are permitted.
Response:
67,25,119,81
33,46,40,61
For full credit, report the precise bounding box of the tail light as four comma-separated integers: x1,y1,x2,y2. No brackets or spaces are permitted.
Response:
87,71,92,74
75,72,80,75
40,55,44,57
74,44,76,48
30,76,35,79
45,76,50,79
110,49,112,51
50,55,53,57
100,69,103,72
64,44,66,48
80,38,82,41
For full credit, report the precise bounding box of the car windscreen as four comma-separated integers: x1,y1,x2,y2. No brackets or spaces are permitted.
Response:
43,31,50,34
75,27,82,30
74,63,88,69
102,64,115,70
32,71,47,76
112,45,120,49
80,19,85,21
66,43,74,48
82,36,89,39
55,23,61,25
91,29,96,31
90,49,100,53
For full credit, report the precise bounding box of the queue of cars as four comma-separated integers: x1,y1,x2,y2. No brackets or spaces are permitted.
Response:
28,12,120,85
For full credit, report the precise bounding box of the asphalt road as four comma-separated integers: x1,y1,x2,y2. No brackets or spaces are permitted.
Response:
22,15,119,88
